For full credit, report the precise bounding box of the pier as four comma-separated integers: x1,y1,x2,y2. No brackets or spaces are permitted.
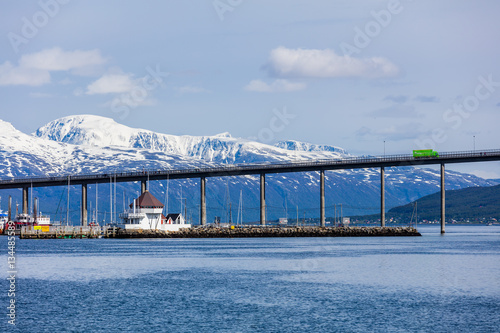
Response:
3,149,500,234
19,224,420,239
106,226,421,238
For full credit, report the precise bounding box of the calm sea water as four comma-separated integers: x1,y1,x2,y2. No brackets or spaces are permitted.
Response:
1,225,499,332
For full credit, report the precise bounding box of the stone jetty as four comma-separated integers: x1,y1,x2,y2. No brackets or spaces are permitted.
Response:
107,226,421,238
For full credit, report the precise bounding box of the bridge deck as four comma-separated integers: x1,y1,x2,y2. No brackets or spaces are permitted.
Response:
1,149,499,189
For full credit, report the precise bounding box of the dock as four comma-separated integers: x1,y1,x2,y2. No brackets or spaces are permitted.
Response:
20,225,106,239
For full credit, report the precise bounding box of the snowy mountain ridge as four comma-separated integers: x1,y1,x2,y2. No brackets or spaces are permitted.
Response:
34,115,350,164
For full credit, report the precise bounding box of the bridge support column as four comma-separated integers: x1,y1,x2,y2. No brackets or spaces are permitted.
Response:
320,170,325,227
81,183,87,226
441,163,445,234
141,180,147,194
381,167,385,227
8,196,12,221
200,177,206,226
22,186,29,215
260,173,266,225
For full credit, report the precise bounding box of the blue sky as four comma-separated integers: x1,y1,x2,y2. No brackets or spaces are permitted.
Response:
1,0,499,178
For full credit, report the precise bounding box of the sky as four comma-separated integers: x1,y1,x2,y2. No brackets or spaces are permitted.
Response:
0,0,499,178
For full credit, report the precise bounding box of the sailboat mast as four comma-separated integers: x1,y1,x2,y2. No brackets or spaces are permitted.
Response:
66,176,70,226
30,182,33,221
237,190,243,225
95,183,98,224
114,174,117,223
285,193,288,219
109,176,112,223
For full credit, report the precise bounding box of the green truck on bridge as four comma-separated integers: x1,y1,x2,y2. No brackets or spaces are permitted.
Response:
413,149,439,158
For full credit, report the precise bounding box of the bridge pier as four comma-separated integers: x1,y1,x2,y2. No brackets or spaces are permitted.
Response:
381,167,385,227
200,177,206,226
34,198,38,223
320,170,325,227
141,180,147,194
81,183,87,226
441,163,445,234
260,173,266,225
22,186,29,215
8,195,12,221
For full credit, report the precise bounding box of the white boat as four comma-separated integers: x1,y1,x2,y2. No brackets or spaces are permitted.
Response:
0,211,8,233
279,217,288,225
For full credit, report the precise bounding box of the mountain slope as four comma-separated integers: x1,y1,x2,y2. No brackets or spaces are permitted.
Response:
387,184,500,221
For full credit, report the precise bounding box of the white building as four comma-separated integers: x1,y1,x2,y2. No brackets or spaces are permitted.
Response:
118,190,191,232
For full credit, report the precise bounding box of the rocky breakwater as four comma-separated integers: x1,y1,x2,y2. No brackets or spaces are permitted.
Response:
109,226,421,238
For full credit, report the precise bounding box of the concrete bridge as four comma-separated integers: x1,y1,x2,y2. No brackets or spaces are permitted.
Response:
1,149,499,233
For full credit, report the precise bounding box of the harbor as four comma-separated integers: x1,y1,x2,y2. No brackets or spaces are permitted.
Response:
13,188,421,239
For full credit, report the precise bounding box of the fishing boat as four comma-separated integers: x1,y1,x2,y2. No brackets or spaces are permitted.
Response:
14,212,51,227
14,197,51,229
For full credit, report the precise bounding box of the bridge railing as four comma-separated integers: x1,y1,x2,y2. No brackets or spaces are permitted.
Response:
1,149,500,184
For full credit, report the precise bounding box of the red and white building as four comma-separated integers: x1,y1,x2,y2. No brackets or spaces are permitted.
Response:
118,190,190,231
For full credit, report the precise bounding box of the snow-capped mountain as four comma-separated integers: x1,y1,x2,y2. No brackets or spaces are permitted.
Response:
34,115,348,163
275,140,347,155
34,115,349,164
0,117,217,178
0,115,497,224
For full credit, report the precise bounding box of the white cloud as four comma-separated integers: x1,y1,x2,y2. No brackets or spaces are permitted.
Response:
19,47,106,71
86,74,136,95
0,47,107,87
0,61,50,86
267,46,399,78
244,79,306,93
86,71,158,108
